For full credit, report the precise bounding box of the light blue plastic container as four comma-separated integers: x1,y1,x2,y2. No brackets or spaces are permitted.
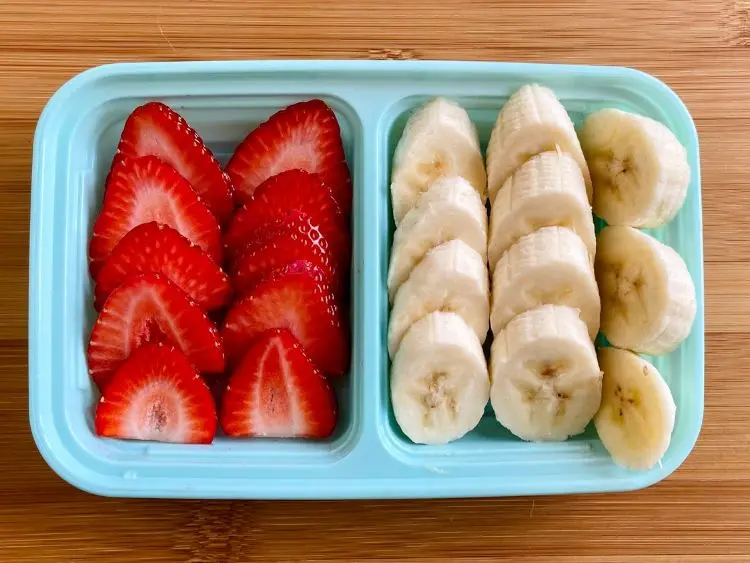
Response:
29,60,704,499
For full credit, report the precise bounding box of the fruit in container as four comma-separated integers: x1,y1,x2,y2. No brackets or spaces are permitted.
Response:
580,108,690,228
87,273,225,391
390,311,489,446
220,329,337,439
95,342,218,445
88,155,223,278
221,261,350,377
387,175,487,303
113,101,234,224
389,97,486,225
485,83,591,202
490,305,602,442
226,99,352,214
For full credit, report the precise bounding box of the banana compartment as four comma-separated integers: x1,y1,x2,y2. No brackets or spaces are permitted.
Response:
29,60,703,499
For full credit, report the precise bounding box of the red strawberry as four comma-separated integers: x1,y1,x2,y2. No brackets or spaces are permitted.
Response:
224,208,305,266
89,156,222,278
231,220,341,297
254,259,331,293
225,99,352,213
223,169,349,266
94,222,231,312
221,261,349,376
87,273,225,391
95,342,217,444
220,329,337,439
114,101,234,223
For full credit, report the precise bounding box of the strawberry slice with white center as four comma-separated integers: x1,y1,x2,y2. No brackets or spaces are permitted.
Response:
87,273,225,391
225,99,352,214
95,342,217,444
89,155,223,279
231,219,342,297
221,261,350,376
223,169,349,266
220,329,337,439
94,222,232,312
114,101,235,223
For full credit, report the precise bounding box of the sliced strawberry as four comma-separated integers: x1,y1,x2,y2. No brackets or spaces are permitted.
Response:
225,99,352,213
256,260,331,293
87,273,225,391
223,169,349,266
231,219,341,297
221,261,349,376
221,329,337,439
89,156,222,279
114,101,234,223
95,342,217,444
224,208,305,266
94,222,231,312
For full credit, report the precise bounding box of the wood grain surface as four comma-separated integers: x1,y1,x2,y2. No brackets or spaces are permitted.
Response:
1,0,747,560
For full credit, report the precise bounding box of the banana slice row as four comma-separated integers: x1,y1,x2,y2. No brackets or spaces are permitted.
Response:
557,102,692,470
486,85,603,443
387,99,490,445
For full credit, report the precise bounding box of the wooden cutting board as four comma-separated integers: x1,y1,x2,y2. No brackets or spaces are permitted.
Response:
2,0,747,560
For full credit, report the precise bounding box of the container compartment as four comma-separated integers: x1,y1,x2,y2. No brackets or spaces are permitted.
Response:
376,70,703,490
30,65,374,497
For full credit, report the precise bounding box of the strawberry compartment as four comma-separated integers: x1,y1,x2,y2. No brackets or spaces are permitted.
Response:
29,60,703,499
31,65,367,497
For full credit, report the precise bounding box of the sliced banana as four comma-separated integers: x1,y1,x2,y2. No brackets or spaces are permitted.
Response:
594,347,676,471
491,227,600,340
486,84,591,203
390,98,486,225
391,311,490,445
487,150,595,273
388,239,489,358
490,305,602,442
595,226,696,355
580,108,690,228
387,175,487,303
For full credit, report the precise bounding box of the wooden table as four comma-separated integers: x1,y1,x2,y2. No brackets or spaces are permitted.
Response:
2,0,747,560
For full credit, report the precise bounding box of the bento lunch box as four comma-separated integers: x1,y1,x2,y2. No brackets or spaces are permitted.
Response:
29,59,704,499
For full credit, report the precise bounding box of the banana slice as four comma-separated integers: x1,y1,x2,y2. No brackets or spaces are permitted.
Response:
487,150,595,273
486,84,591,203
491,227,600,340
391,311,490,445
490,305,602,442
390,98,486,225
388,239,489,358
387,175,487,303
594,347,676,471
595,226,696,355
580,108,690,228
